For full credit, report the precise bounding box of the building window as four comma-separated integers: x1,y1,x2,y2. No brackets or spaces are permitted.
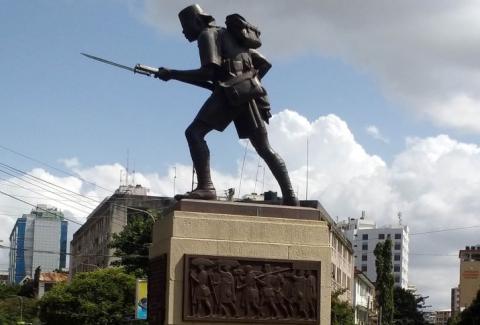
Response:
362,234,368,240
387,234,391,239
394,243,401,250
395,275,400,283
378,233,385,239
395,233,402,240
362,244,368,250
362,254,368,261
361,264,367,272
332,263,336,279
394,254,401,261
337,269,342,284
394,264,401,272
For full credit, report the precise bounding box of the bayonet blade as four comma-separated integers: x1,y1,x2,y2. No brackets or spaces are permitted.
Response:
81,52,136,73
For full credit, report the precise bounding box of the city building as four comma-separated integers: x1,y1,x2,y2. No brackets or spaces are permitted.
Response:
353,268,377,325
434,309,451,325
338,211,409,288
302,201,355,304
8,205,67,284
423,311,436,324
0,271,8,285
69,185,174,277
458,244,480,309
238,196,355,304
451,286,460,316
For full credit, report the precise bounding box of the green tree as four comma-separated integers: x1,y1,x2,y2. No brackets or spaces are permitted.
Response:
331,289,355,325
375,238,394,325
458,289,480,325
447,313,459,325
38,268,136,325
393,287,426,324
0,283,20,298
0,284,39,325
109,210,160,277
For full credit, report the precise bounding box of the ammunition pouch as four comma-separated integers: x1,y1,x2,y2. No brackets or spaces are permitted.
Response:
219,70,265,106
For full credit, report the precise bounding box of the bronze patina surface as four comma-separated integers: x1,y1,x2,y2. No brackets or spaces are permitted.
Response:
183,255,321,323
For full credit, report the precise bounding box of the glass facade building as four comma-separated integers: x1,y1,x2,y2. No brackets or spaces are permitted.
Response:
9,205,67,284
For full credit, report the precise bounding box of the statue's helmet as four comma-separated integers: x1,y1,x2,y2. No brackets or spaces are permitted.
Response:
178,4,215,25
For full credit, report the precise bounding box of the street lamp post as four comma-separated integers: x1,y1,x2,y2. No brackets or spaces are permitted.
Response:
126,206,157,223
7,295,24,323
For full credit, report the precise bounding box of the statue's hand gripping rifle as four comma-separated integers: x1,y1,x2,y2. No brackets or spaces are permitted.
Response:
81,53,214,91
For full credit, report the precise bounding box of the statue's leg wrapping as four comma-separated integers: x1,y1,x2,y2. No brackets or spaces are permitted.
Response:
250,131,299,206
182,120,216,200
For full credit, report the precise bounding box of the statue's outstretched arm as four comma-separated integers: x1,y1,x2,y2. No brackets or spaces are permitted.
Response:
155,65,217,84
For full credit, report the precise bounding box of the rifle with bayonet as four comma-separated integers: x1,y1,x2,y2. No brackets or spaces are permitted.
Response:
81,53,214,91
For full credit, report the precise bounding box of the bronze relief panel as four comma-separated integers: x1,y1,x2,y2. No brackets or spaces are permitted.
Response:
183,255,321,323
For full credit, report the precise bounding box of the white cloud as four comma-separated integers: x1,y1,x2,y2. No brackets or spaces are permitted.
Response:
366,125,389,143
139,1,480,133
58,157,80,169
1,110,479,308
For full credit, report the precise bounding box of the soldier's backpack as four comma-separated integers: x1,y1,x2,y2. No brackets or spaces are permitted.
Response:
225,14,262,49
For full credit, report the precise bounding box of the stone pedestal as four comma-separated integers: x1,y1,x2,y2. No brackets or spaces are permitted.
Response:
149,200,332,325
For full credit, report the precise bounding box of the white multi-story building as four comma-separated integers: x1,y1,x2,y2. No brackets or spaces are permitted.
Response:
9,205,68,283
353,269,377,325
338,212,409,288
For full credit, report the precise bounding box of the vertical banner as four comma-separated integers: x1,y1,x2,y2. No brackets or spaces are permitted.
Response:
136,278,148,320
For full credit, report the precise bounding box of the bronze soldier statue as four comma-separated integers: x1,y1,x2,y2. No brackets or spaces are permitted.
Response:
155,4,299,206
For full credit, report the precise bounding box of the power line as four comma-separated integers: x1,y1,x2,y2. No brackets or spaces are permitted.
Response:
0,166,141,228
0,162,98,208
0,174,94,214
0,244,147,259
410,225,480,236
0,143,115,194
0,190,82,226
344,224,480,244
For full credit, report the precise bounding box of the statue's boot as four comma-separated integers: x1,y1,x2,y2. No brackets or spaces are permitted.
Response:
264,152,299,206
174,188,216,201
175,142,216,201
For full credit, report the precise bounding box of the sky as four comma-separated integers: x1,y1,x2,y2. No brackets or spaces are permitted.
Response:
2,0,480,310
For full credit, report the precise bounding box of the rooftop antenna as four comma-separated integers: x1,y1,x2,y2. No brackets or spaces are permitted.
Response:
119,169,124,186
237,140,249,199
253,159,261,194
306,137,309,200
173,166,177,196
126,148,130,186
398,211,403,225
261,166,266,194
191,167,196,192
132,161,136,185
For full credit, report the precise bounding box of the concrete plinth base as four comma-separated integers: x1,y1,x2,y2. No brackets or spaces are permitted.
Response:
149,200,332,325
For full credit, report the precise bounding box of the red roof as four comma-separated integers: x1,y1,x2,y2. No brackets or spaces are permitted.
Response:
39,272,68,283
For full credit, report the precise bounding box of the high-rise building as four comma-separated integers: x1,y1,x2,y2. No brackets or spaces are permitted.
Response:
69,185,174,278
338,212,409,288
458,244,480,309
9,205,67,284
451,286,460,316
